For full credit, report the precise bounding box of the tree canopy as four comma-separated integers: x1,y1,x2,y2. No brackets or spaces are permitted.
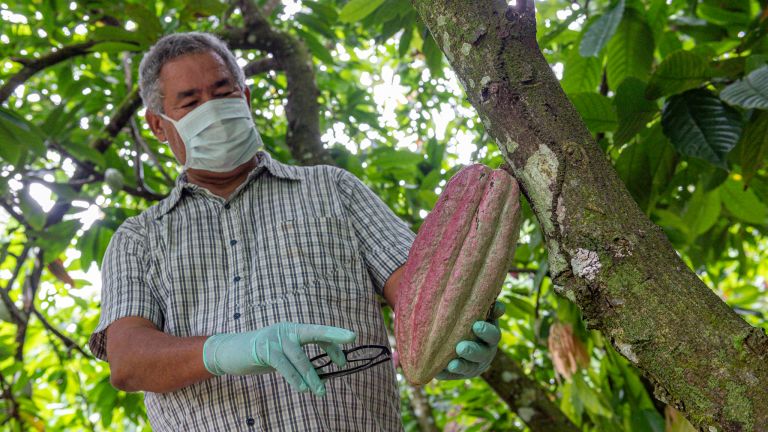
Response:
0,0,767,430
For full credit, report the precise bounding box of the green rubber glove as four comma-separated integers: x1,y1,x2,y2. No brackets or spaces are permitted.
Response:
436,301,505,380
203,322,356,396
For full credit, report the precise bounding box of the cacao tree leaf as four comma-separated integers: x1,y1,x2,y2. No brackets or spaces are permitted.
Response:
736,111,768,185
339,0,385,23
616,141,652,210
720,66,768,110
90,26,147,46
36,220,82,264
124,3,163,42
646,50,710,99
614,78,658,145
0,107,46,161
573,373,613,417
721,177,768,225
18,192,46,231
296,28,335,65
696,1,751,26
561,48,603,94
606,9,654,90
569,92,618,133
579,0,625,57
661,89,742,169
683,186,721,240
422,31,443,78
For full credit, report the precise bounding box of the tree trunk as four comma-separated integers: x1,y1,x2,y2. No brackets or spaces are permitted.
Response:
411,1,768,430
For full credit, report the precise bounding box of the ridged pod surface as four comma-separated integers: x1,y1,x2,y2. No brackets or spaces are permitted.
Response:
395,164,522,385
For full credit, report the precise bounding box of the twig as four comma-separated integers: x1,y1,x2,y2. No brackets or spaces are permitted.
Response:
0,41,96,104
32,309,93,359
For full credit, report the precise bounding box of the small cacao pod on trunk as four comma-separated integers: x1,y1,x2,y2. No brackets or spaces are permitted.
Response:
395,164,522,385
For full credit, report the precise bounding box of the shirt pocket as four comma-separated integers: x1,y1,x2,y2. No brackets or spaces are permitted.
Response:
278,215,365,301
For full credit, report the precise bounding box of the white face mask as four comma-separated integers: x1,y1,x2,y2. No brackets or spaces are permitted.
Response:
160,97,262,172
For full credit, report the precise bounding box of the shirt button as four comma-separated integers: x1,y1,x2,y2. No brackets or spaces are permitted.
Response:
233,312,241,320
246,418,255,427
233,276,241,282
230,239,237,246
224,203,231,210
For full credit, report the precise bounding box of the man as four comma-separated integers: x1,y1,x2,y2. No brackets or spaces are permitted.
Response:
88,32,503,431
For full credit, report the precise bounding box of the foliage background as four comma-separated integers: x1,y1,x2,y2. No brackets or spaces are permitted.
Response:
0,0,766,430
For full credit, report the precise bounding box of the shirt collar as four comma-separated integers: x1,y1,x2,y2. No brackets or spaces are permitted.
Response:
154,150,302,219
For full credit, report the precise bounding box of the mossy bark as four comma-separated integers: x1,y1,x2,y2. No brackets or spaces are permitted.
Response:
411,1,768,430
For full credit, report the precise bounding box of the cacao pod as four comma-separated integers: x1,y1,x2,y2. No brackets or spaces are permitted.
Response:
395,164,522,385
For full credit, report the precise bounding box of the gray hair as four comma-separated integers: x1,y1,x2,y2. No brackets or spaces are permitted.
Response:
138,32,246,114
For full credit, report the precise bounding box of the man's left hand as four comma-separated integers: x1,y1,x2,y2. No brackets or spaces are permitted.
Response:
436,301,505,380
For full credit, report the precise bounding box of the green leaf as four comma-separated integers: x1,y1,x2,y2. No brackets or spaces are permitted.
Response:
579,0,625,57
683,186,720,240
561,48,602,94
569,92,618,133
661,89,742,169
572,373,613,417
18,192,46,231
422,31,443,78
77,223,114,270
646,50,710,99
296,13,336,40
0,108,46,161
125,4,163,42
90,26,147,46
697,2,751,26
614,78,658,145
606,9,654,89
371,149,423,169
616,142,652,210
339,0,385,23
296,29,335,65
720,66,768,110
736,111,768,185
36,220,82,264
721,177,768,225
398,26,414,58
61,140,107,168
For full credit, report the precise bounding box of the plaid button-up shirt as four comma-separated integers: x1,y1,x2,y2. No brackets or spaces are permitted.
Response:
88,151,415,431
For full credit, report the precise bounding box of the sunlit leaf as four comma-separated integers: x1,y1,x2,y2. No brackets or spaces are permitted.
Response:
646,50,710,99
606,9,654,90
579,0,625,57
339,0,385,23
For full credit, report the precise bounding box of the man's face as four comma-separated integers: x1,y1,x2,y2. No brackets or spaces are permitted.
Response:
145,50,250,166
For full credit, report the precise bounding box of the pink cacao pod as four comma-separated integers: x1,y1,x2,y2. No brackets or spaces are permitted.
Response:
395,164,522,385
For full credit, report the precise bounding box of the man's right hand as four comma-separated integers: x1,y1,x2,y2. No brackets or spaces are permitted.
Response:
203,322,356,397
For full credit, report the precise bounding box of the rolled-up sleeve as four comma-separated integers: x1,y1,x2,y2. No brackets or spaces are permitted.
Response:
337,169,415,295
88,219,163,361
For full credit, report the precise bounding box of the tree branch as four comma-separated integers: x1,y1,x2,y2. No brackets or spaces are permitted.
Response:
224,2,333,166
243,57,281,76
0,41,96,105
408,386,439,432
482,352,580,431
